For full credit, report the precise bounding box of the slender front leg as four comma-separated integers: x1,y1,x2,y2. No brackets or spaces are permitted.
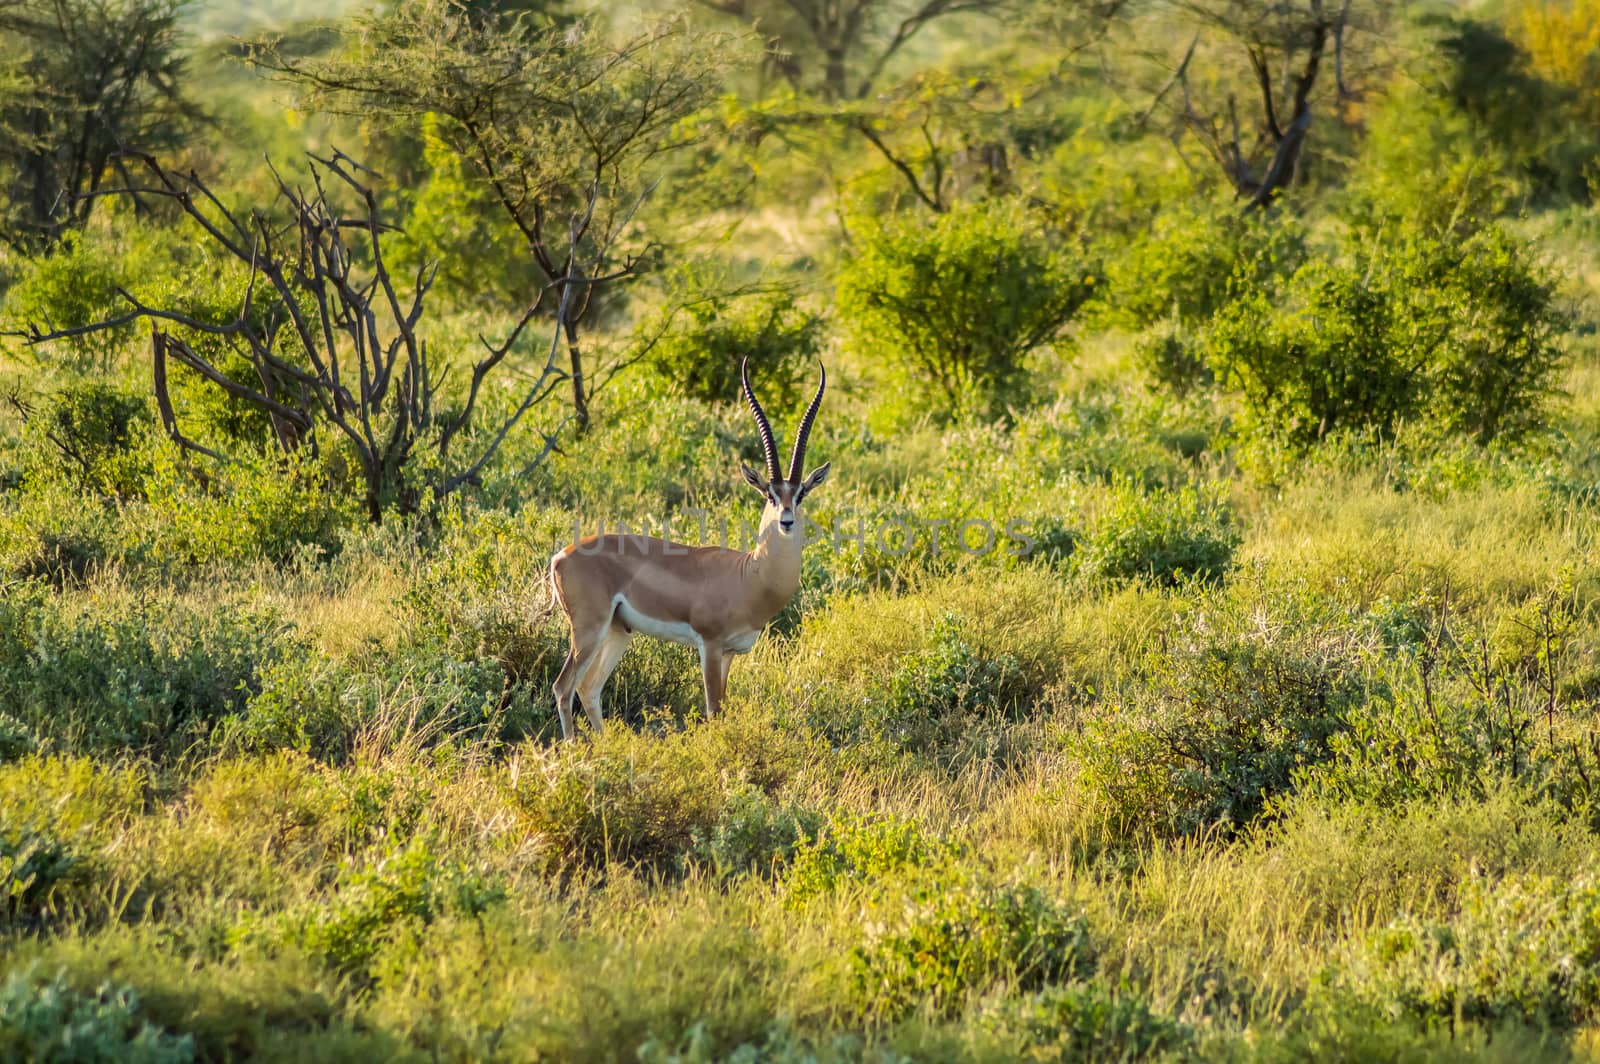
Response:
698,643,728,719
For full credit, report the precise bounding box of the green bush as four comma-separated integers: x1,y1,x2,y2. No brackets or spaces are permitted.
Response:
0,585,297,758
785,812,942,906
0,714,34,763
236,641,524,762
387,112,544,310
22,381,152,498
1070,593,1371,838
1339,78,1521,235
856,614,1036,763
1300,585,1600,818
794,604,1051,766
837,199,1095,422
689,788,824,879
1134,323,1212,396
238,836,503,986
0,968,194,1064
646,286,823,410
1334,873,1600,1029
1074,480,1239,587
1204,225,1566,447
0,817,80,926
136,446,358,569
0,481,115,587
851,864,1095,1018
2,234,134,374
1104,201,1305,330
509,728,755,872
1422,225,1569,443
981,981,1195,1061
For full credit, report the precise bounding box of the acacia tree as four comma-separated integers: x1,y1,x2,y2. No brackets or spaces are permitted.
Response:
0,0,196,251
253,1,734,430
699,0,1121,213
15,151,577,522
1143,0,1391,206
692,0,995,101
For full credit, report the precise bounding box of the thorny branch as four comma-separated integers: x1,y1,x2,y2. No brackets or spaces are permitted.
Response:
14,148,579,521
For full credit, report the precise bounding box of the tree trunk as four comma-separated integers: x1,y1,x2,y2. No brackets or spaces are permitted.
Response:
823,48,848,101
565,318,590,431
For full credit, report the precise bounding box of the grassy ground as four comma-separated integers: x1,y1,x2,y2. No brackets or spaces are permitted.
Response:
4,319,1600,1059
3,4,1600,1051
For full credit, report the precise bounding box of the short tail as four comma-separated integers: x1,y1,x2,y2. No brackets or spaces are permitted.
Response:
531,551,564,625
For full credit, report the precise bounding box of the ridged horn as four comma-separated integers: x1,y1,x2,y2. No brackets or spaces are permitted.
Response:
786,362,825,483
741,357,781,483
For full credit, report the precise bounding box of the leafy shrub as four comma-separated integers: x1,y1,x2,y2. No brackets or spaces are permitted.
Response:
1339,78,1521,235
689,788,823,878
852,864,1095,1018
883,614,1030,718
647,285,823,410
0,817,80,925
0,481,114,586
1074,480,1239,587
837,199,1095,421
235,641,519,762
239,836,503,985
1070,595,1372,838
852,614,1037,764
2,234,134,373
509,727,771,872
1204,225,1566,447
388,112,543,309
230,655,357,761
981,981,1194,1061
785,812,941,905
135,447,358,569
0,586,297,758
1205,263,1413,446
1104,201,1305,329
0,714,35,762
22,381,151,498
1421,225,1569,443
1134,323,1212,396
0,967,194,1064
1334,873,1600,1029
1300,585,1600,818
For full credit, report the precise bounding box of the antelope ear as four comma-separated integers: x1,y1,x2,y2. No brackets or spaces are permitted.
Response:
797,462,831,500
739,463,768,494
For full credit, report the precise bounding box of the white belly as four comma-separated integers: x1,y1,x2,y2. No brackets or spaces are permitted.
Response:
614,596,702,649
724,629,762,654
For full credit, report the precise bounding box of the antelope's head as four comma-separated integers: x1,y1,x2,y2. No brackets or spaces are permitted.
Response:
739,358,830,538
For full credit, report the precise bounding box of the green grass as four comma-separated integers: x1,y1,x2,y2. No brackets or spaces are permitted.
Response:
4,0,1600,1057
5,347,1600,1056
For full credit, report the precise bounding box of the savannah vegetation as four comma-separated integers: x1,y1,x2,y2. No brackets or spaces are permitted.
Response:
3,0,1600,1059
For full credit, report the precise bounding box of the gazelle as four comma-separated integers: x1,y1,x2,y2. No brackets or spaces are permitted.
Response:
547,359,830,738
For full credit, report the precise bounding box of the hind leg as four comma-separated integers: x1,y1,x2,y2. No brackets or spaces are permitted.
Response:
553,622,608,740
717,653,734,709
576,624,632,734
